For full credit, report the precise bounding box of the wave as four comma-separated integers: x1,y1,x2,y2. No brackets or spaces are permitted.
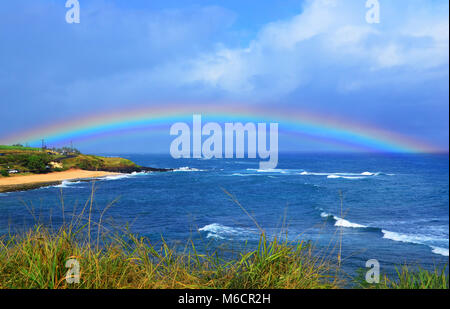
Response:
301,171,389,179
53,180,82,188
173,166,204,172
103,171,150,181
230,173,259,177
431,246,449,257
320,211,448,257
321,212,368,228
327,175,366,180
247,168,289,174
381,230,449,256
103,174,132,181
198,223,254,240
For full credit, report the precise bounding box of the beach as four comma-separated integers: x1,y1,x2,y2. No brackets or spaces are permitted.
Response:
0,169,121,193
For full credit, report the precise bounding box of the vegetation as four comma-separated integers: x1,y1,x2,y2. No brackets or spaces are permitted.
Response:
0,226,342,289
355,266,448,289
0,225,446,289
60,155,138,171
0,145,42,152
0,144,138,176
25,154,50,173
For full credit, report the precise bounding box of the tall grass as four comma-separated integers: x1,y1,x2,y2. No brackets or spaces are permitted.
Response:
0,224,342,289
374,266,448,289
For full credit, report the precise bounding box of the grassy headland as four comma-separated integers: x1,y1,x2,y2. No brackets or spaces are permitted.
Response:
0,144,171,192
0,145,140,175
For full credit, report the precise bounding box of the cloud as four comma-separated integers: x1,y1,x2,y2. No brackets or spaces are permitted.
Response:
170,0,448,98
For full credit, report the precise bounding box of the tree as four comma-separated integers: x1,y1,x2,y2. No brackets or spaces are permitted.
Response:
26,155,48,173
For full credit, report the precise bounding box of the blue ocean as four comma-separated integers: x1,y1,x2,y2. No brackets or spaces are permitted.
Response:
0,153,448,276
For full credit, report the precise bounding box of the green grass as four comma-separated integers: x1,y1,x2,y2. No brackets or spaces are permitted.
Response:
0,226,342,289
0,145,42,152
60,155,138,171
0,145,138,174
1,225,446,289
377,266,448,289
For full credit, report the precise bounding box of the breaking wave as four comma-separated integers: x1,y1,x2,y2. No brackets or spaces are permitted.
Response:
198,223,255,240
173,166,204,172
53,180,82,188
320,212,368,228
382,230,449,257
320,210,448,257
301,171,390,179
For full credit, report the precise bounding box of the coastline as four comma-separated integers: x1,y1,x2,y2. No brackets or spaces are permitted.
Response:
0,169,121,193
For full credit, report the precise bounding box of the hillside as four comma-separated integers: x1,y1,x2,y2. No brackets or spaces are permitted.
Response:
0,145,163,176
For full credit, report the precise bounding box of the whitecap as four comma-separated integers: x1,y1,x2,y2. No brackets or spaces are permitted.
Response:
320,212,367,228
301,171,385,179
382,230,449,257
431,246,449,257
327,174,366,180
103,174,131,181
53,180,82,188
173,166,204,172
334,217,367,228
198,223,254,240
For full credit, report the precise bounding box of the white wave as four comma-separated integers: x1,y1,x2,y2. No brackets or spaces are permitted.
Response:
320,212,331,218
247,168,288,174
382,230,449,257
199,223,253,239
320,212,367,228
321,209,448,257
300,172,329,176
335,217,367,228
360,171,380,176
301,171,385,179
327,175,340,179
230,173,258,177
382,230,434,244
327,174,366,180
53,180,82,188
130,171,148,176
431,246,449,257
173,166,204,172
104,174,131,181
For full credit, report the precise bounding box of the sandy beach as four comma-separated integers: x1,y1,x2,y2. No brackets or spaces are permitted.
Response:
0,169,121,193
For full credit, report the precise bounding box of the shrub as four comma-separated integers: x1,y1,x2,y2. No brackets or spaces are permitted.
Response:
0,169,9,177
26,155,48,173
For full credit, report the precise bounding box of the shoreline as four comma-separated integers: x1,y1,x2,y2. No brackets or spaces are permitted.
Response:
0,169,121,193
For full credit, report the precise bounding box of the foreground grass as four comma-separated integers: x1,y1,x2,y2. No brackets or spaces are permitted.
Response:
0,225,447,289
0,225,342,289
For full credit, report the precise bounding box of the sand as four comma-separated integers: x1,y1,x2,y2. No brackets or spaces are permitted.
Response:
0,169,121,193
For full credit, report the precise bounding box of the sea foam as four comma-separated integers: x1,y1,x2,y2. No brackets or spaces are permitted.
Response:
199,223,254,240
173,166,204,172
321,212,367,228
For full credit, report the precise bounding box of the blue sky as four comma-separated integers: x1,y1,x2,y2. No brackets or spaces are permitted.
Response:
0,0,448,153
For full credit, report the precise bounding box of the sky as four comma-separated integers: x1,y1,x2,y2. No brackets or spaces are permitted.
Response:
0,0,448,154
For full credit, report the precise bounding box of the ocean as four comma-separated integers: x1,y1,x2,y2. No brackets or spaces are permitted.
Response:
0,153,448,276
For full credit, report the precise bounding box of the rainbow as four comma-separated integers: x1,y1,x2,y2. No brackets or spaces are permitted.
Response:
0,104,440,153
